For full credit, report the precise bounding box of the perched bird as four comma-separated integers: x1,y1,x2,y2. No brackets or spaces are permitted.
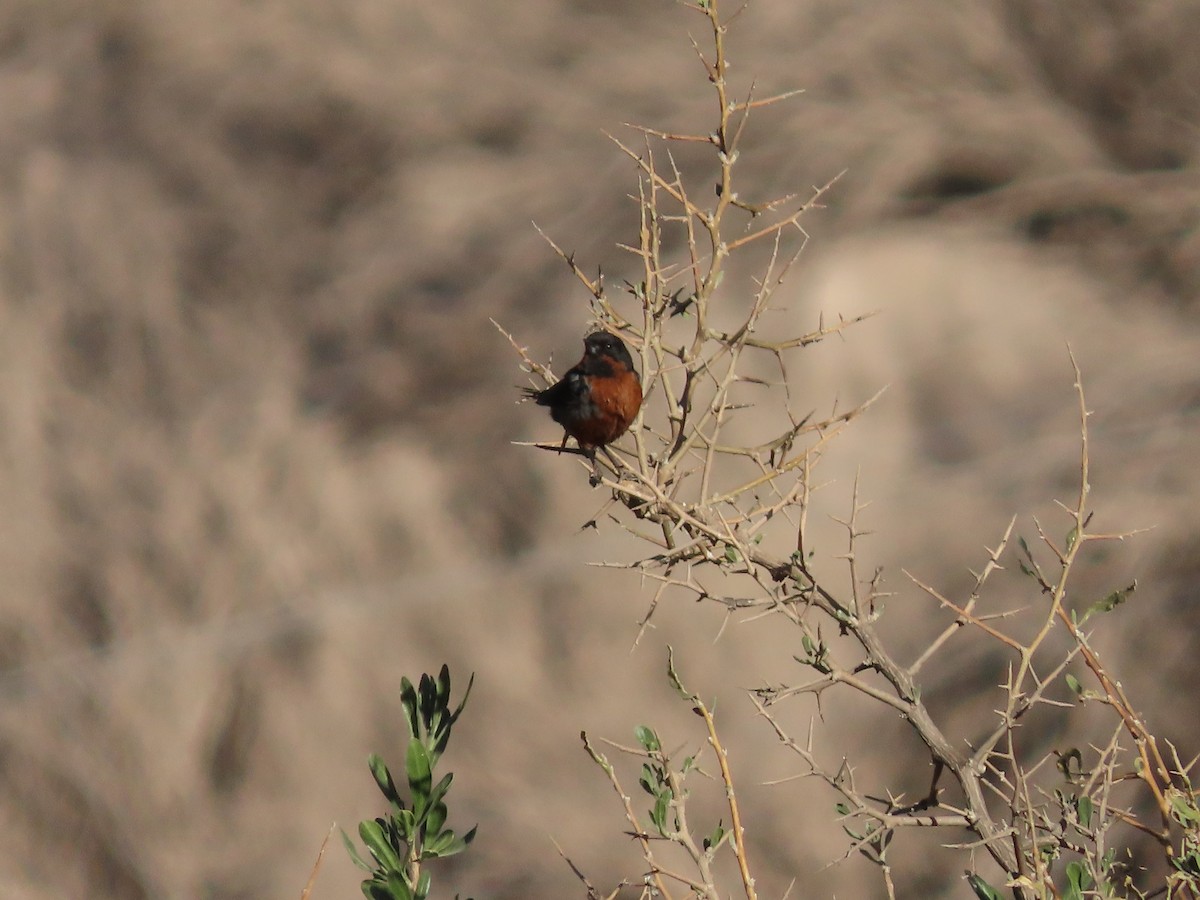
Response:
523,331,642,473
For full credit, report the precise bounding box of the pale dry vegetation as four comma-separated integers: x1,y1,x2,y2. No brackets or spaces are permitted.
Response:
0,1,1199,898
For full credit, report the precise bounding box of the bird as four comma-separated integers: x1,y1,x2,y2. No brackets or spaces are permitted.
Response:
523,331,642,480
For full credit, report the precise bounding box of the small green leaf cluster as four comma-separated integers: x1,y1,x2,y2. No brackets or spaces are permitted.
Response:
799,632,830,674
344,666,477,900
969,862,1094,900
1167,783,1200,893
632,722,728,857
635,725,681,838
833,801,891,866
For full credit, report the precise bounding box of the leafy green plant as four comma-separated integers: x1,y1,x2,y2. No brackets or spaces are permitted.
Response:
343,665,477,900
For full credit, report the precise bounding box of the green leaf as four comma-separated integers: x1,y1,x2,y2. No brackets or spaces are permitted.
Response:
1064,525,1079,553
428,825,478,859
965,873,1002,900
395,808,416,842
1172,850,1200,876
436,664,452,717
424,829,453,858
424,666,451,756
419,673,438,742
341,827,374,872
1170,793,1200,826
639,764,659,796
386,871,413,900
634,725,661,753
703,822,726,852
1065,673,1083,697
427,825,472,859
460,824,479,848
1036,839,1059,863
422,773,454,824
414,870,432,900
1076,795,1093,829
723,544,740,563
426,800,448,836
401,677,419,741
407,739,434,801
1082,582,1136,623
449,672,475,727
1065,860,1092,900
360,819,402,873
652,794,670,836
370,754,402,805
834,802,851,816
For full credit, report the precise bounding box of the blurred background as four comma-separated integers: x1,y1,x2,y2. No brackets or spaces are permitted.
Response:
1,0,1199,897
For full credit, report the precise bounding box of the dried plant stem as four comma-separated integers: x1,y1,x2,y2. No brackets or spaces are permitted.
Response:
696,697,757,900
504,0,1198,896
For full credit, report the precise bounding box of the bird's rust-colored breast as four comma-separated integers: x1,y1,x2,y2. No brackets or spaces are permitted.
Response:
570,363,642,449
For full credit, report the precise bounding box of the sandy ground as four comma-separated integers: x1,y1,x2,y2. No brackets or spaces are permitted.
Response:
1,1,1198,897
